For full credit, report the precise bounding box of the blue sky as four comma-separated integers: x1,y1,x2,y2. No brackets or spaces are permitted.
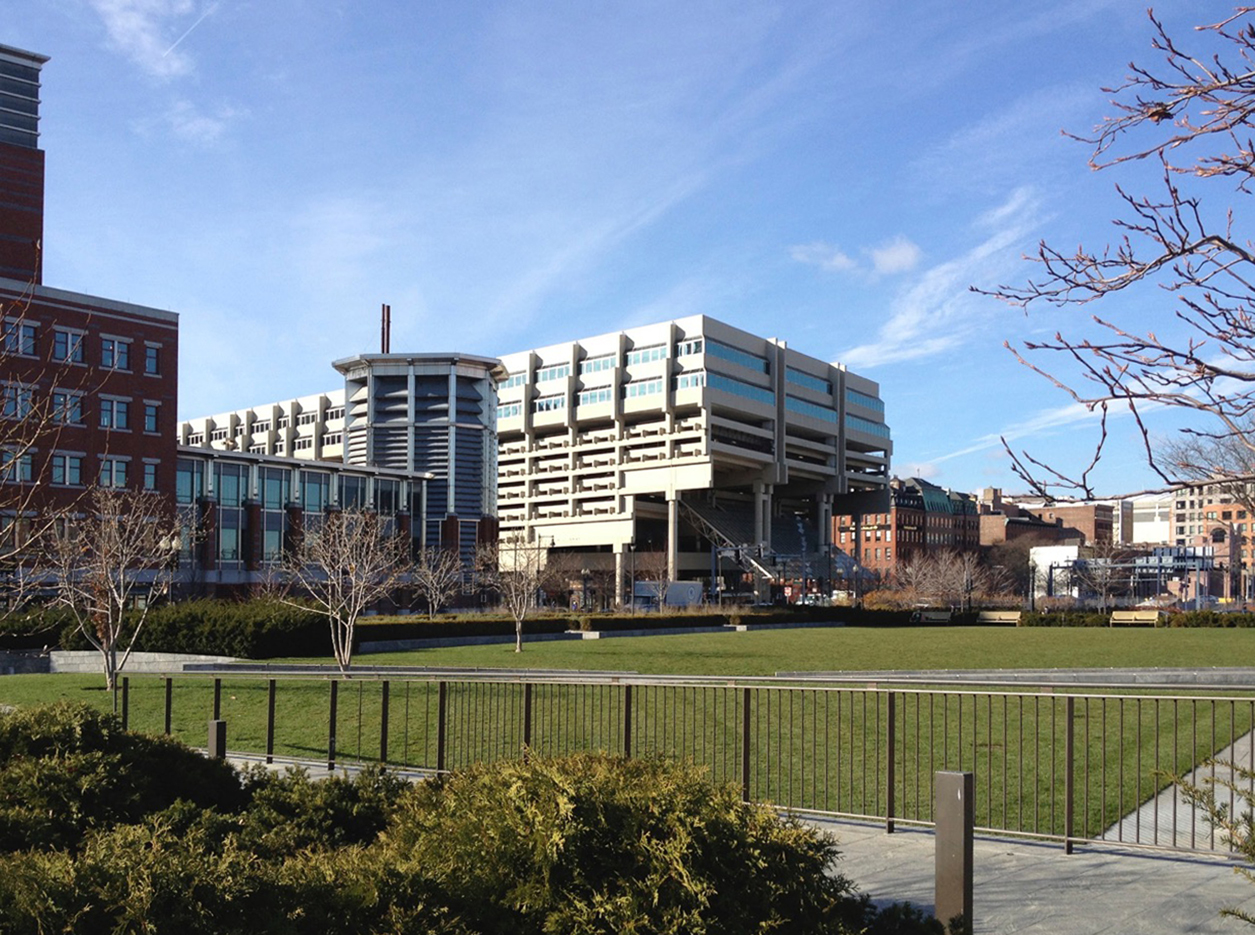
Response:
5,1,1221,497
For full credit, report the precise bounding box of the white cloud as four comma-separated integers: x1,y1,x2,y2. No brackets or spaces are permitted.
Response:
88,0,200,78
164,99,240,143
833,187,1041,370
869,235,922,275
789,241,855,271
790,235,922,278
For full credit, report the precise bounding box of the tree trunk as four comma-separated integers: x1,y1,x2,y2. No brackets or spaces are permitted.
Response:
514,616,523,653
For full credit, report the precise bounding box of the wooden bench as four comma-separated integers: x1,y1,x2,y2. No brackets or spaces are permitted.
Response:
910,609,952,624
976,610,1022,625
1109,609,1162,626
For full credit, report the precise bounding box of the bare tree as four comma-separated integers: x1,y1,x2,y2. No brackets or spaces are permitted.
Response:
981,9,1255,498
273,508,408,672
633,548,669,611
475,533,548,652
43,487,181,693
411,547,463,620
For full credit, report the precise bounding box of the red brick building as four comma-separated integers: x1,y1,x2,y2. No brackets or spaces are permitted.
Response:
833,476,978,580
0,44,178,513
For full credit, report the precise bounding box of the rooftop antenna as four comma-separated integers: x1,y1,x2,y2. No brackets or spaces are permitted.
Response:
381,303,391,353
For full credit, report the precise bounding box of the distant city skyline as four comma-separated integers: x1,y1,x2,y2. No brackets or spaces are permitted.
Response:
3,1,1218,497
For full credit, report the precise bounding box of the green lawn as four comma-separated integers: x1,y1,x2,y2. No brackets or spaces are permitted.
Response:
345,624,1255,677
2,625,1252,851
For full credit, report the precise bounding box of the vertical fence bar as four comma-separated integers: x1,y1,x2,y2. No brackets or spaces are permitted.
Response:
380,681,390,765
523,683,533,758
886,691,896,833
436,681,448,774
265,679,276,765
1065,696,1075,854
622,684,633,757
163,677,173,736
742,687,752,803
213,678,221,720
121,677,129,730
328,680,338,771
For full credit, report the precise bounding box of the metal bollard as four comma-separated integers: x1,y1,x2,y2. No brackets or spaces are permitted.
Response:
208,719,227,760
935,771,973,935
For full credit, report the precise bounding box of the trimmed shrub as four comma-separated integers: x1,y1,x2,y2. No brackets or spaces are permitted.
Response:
382,753,869,935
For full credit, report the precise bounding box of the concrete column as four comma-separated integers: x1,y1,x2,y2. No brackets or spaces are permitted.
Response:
613,544,626,607
666,495,679,583
753,480,765,547
761,484,773,553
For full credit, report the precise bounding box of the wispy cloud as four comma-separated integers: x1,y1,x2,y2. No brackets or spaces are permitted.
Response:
929,400,1098,466
833,188,1040,369
164,98,240,143
790,234,922,278
88,0,202,78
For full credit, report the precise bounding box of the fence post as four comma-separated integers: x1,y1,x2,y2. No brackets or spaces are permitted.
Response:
523,683,533,758
742,687,752,803
121,677,129,730
208,718,226,759
265,679,276,765
328,680,338,771
886,690,896,833
1065,695,1075,854
380,680,390,766
213,678,221,720
436,681,447,774
935,770,974,934
622,684,632,757
163,676,173,735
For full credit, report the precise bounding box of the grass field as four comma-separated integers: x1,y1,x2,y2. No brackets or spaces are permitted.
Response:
3,625,1253,850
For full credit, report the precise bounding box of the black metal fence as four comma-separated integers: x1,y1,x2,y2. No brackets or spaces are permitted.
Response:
118,671,1255,856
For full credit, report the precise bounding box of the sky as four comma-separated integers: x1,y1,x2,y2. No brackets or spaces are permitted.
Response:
2,1,1231,498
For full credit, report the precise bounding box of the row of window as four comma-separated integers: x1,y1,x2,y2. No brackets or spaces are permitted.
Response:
505,336,776,387
177,459,405,514
1,383,162,432
0,450,158,490
3,321,163,375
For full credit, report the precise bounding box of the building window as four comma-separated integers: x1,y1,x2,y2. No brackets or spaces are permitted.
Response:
536,364,570,383
625,345,666,366
623,377,663,398
51,390,84,425
294,437,314,450
502,373,527,388
99,457,128,488
1,383,32,420
51,329,84,363
0,450,33,483
577,387,613,406
675,371,706,390
676,337,703,356
497,402,523,419
144,403,159,433
706,339,768,373
579,355,615,375
143,461,158,490
326,407,344,421
533,394,566,413
297,412,319,426
3,320,37,356
144,344,160,375
50,453,83,486
845,388,885,414
785,366,830,394
276,416,290,429
99,398,130,430
323,432,342,445
210,428,229,441
101,338,130,370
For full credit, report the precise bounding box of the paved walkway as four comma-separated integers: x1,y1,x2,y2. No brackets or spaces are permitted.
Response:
819,818,1255,934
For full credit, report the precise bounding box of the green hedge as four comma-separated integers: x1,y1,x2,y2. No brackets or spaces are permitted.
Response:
0,704,945,935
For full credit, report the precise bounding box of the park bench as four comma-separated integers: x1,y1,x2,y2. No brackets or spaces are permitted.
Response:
976,610,1022,625
1109,609,1162,626
909,609,952,624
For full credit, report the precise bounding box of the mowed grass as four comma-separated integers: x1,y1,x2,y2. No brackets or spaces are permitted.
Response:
3,625,1253,848
339,623,1255,677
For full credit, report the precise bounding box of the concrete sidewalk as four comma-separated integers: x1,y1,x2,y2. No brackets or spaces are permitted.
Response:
818,818,1255,934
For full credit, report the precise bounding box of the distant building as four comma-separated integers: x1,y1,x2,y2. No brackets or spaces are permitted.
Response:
495,315,891,602
181,352,502,564
832,476,978,581
977,489,1079,547
0,44,180,519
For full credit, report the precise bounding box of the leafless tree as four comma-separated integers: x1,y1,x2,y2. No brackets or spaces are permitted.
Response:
411,547,463,620
633,548,669,611
981,9,1255,499
42,487,181,693
475,533,549,652
272,508,408,671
